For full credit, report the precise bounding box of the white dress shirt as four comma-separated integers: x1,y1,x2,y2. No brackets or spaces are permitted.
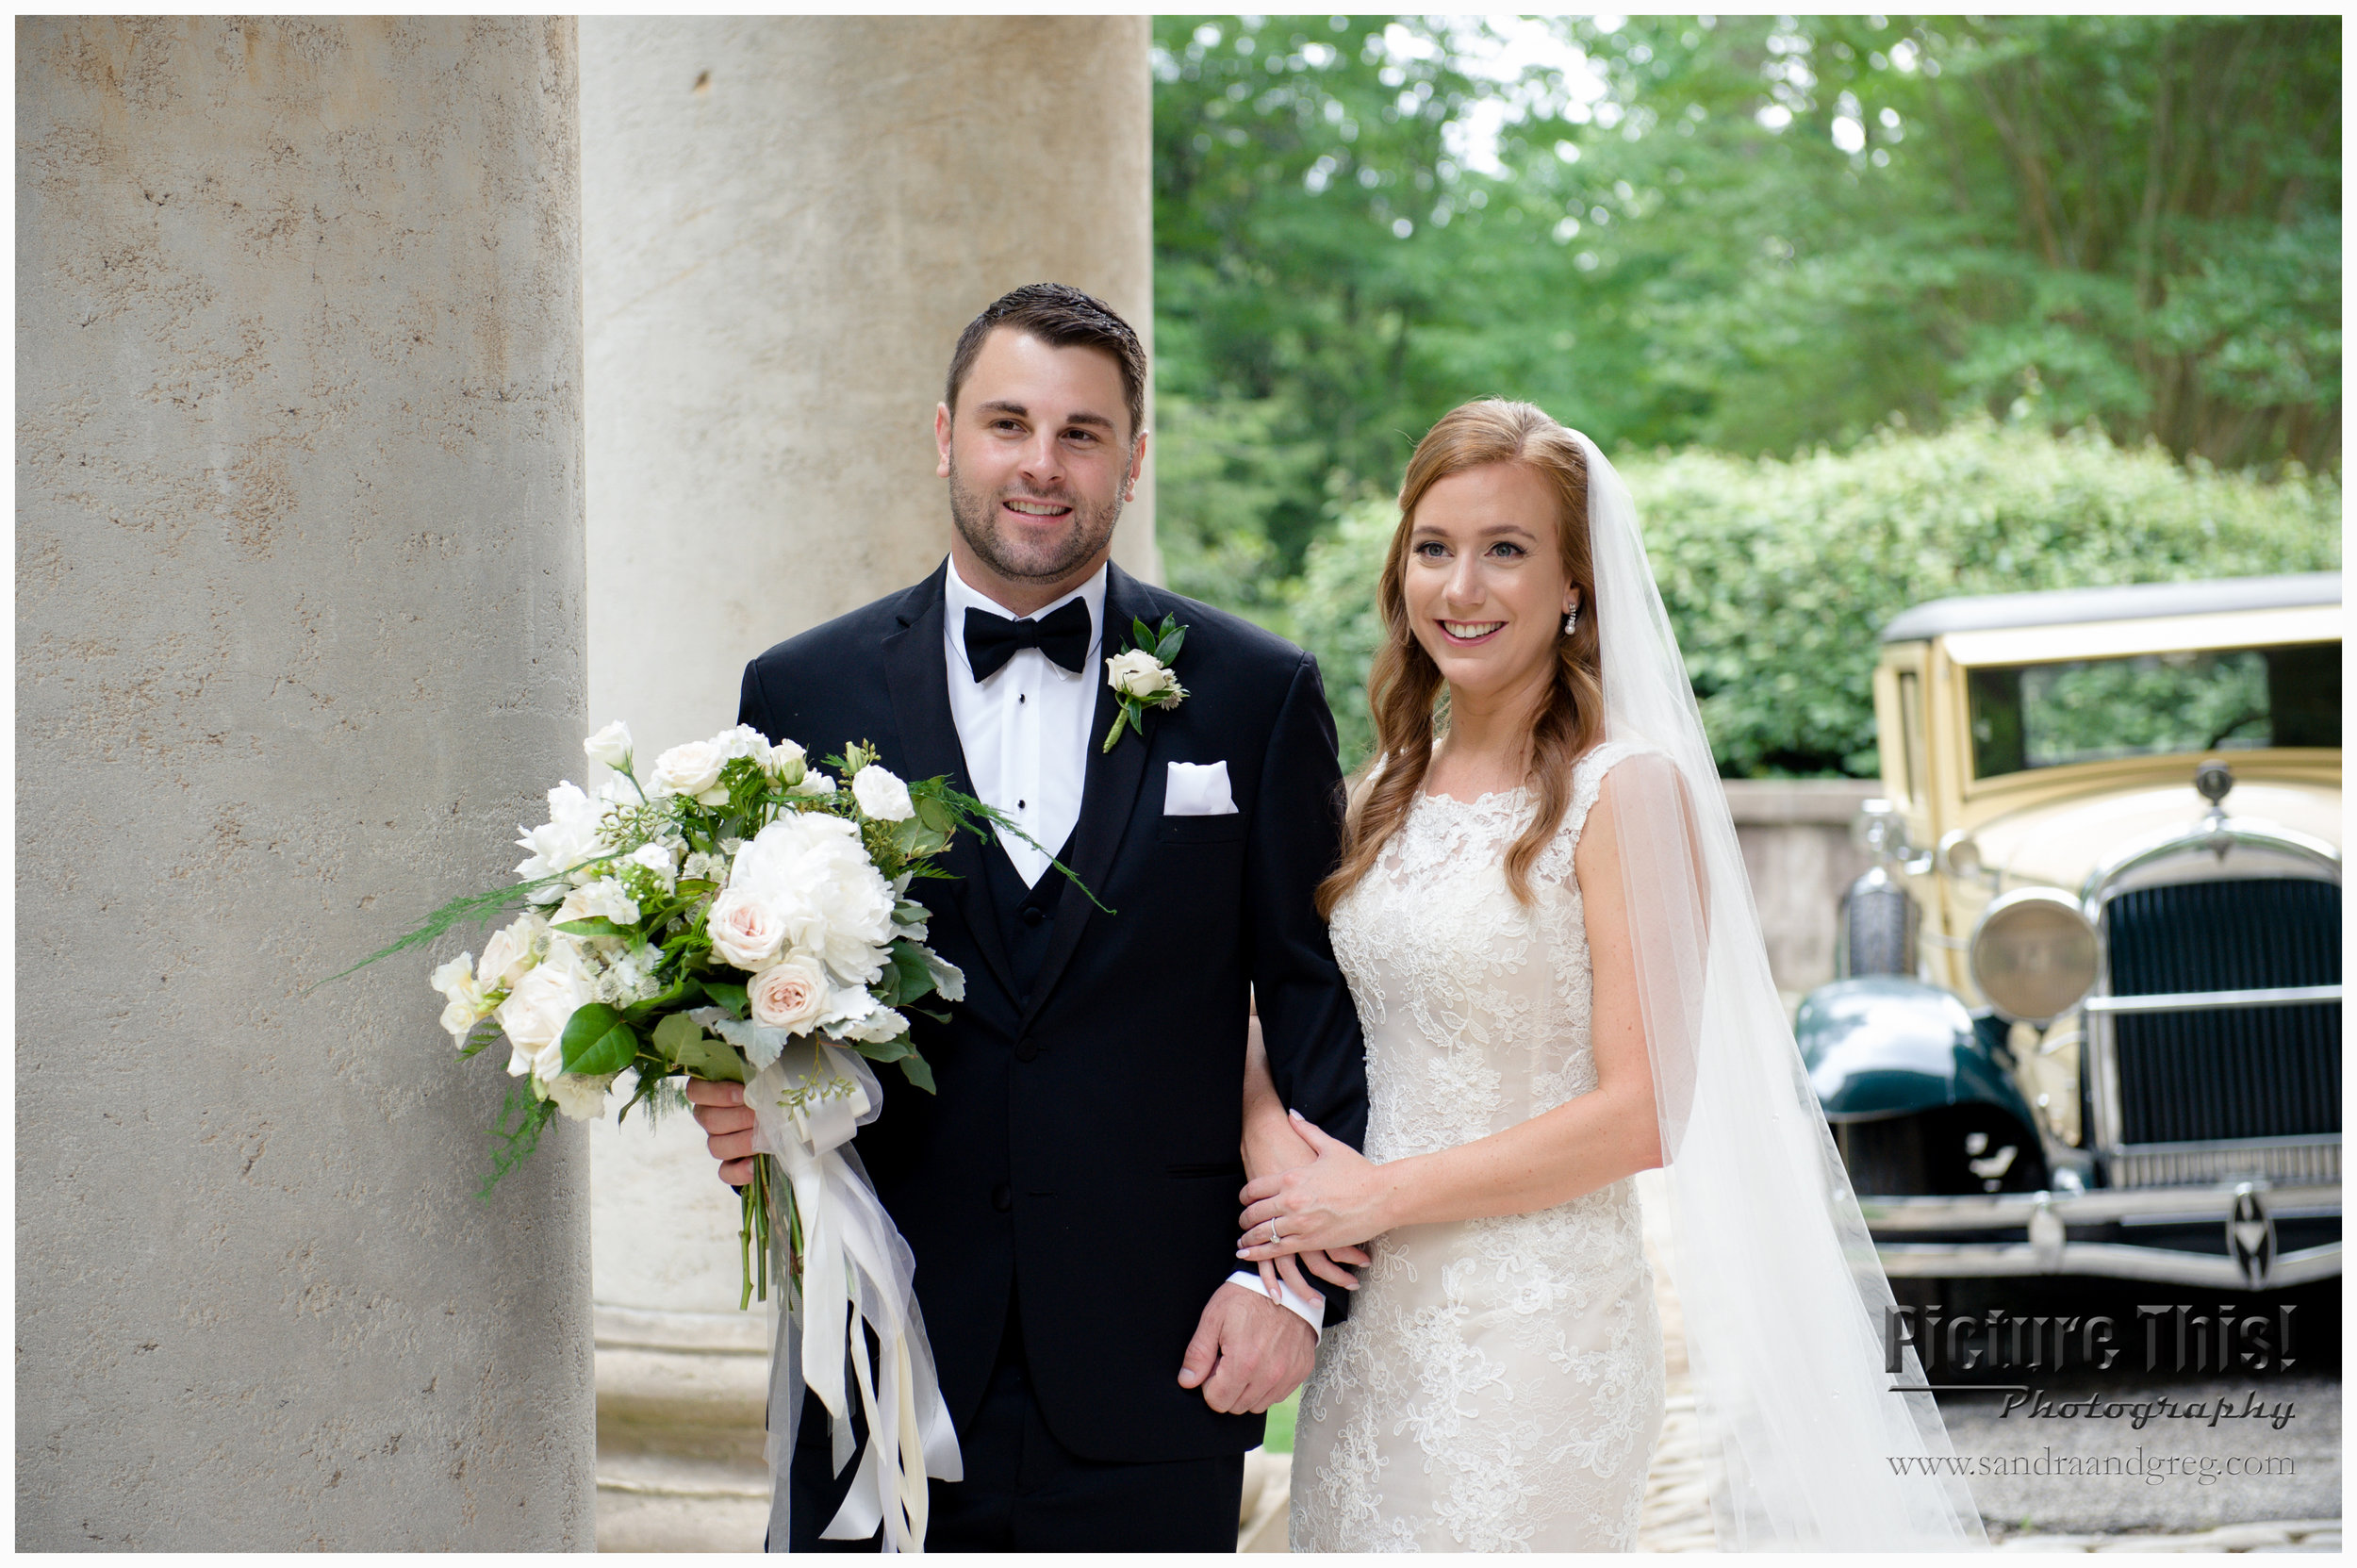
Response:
941,557,1105,886
938,557,1325,1338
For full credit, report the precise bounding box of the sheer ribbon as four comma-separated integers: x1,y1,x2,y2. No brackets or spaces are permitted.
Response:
1574,431,1987,1548
750,1043,962,1552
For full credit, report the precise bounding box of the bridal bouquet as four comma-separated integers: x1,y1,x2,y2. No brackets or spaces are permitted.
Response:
349,721,1007,1306
334,719,1051,1548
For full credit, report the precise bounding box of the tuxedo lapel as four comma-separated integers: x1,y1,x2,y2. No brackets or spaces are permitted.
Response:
1023,563,1160,1030
881,563,1019,1005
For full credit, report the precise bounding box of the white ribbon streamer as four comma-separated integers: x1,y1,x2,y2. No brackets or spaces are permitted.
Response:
748,1042,962,1552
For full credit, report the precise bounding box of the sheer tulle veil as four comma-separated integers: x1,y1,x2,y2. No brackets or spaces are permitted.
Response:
1572,430,1986,1548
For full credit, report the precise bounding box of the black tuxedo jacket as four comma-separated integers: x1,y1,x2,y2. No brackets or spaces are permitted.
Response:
737,560,1369,1462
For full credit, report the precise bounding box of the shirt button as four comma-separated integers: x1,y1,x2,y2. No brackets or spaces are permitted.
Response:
991,1183,1013,1213
1014,1037,1040,1063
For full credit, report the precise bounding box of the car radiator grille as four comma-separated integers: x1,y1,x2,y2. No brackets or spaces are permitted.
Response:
2105,877,2341,1151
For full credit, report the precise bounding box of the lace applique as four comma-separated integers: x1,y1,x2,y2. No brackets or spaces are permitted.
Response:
1294,743,1665,1552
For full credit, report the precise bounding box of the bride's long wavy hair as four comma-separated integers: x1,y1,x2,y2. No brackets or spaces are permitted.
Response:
1316,400,1606,916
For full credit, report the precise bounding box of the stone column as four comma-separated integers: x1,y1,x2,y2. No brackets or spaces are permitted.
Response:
577,18,1153,1547
16,19,592,1550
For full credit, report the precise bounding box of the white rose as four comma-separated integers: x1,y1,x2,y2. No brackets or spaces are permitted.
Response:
544,1069,618,1122
1106,648,1178,701
651,739,730,804
514,782,610,899
766,740,808,785
728,813,896,984
850,765,915,823
478,913,549,992
430,953,494,1041
554,878,641,930
788,770,836,798
706,887,787,971
584,720,634,770
749,954,831,1032
496,939,598,1080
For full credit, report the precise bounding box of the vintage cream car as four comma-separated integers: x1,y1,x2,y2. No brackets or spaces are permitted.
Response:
1796,572,2340,1292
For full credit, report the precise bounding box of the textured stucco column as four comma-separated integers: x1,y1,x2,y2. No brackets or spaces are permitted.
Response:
577,17,1153,1547
17,19,593,1550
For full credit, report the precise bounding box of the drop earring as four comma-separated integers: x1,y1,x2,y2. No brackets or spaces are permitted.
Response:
1562,604,1579,636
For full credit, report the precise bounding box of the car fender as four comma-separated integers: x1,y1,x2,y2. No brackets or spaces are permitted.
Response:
1795,975,2036,1127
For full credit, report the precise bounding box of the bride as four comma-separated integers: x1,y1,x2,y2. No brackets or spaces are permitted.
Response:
1236,400,1986,1551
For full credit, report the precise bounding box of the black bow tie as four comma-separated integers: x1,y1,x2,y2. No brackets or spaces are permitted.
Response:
963,598,1093,682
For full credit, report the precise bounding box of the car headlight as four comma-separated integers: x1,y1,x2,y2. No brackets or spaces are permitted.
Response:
1970,888,2099,1024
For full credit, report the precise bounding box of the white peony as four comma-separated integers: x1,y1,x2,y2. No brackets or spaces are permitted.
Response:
1106,648,1179,701
766,739,808,785
705,887,787,971
478,912,550,992
554,878,641,930
514,782,613,900
496,938,598,1081
728,813,895,984
749,953,831,1032
850,765,915,823
584,720,634,770
651,739,731,805
544,1069,618,1122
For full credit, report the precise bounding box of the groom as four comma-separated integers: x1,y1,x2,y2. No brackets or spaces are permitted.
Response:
688,283,1369,1550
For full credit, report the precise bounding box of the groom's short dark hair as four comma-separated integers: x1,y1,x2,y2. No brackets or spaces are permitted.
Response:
946,283,1147,442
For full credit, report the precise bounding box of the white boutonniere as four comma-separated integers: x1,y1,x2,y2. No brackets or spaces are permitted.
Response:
1103,614,1189,752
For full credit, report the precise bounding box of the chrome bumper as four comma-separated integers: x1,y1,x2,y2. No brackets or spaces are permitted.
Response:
1860,1181,2341,1289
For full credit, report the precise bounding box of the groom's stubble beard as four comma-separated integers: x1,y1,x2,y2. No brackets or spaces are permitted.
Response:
945,445,1126,586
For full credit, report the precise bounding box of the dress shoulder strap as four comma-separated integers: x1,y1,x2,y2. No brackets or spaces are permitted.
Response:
1560,739,1652,847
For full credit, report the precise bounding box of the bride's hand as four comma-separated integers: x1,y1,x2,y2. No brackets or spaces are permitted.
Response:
1236,1112,1397,1261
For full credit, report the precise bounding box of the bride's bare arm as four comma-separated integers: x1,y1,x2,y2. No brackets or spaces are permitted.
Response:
1243,1011,1368,1291
1237,775,1664,1256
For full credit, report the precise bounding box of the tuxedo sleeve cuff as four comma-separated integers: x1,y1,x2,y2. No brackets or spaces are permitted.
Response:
1226,1268,1325,1339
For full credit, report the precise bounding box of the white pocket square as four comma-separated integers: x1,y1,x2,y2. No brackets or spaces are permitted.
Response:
1163,760,1238,817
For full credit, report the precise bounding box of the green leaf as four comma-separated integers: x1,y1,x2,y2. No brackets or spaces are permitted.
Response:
1158,623,1188,663
552,916,635,939
896,1051,937,1094
913,796,957,835
653,1014,750,1083
674,878,718,898
622,977,702,1024
887,939,936,1007
455,1017,504,1060
701,982,750,1018
849,1034,915,1065
559,1004,637,1077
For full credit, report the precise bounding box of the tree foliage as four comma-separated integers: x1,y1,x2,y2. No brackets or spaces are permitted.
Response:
1153,15,2341,774
1293,416,2340,777
1153,14,2340,599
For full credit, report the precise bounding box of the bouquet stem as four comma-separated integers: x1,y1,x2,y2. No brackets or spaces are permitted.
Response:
738,1154,803,1311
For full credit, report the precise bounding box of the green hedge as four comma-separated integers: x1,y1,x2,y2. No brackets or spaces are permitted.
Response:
1290,418,2341,776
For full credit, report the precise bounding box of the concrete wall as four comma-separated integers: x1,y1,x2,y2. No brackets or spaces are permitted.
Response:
576,18,1155,1547
1722,779,1883,1009
16,18,593,1549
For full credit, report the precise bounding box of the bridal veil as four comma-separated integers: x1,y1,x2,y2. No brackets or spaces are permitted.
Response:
1573,431,1986,1548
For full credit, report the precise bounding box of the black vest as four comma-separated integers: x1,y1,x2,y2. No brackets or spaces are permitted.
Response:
976,826,1078,1009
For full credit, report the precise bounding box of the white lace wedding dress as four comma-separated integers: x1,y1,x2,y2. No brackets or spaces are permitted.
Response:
1291,742,1666,1552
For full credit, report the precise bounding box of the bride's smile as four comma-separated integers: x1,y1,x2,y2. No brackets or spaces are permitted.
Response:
1401,458,1580,726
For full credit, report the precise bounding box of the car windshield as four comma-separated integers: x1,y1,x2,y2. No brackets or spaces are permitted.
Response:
1967,642,2340,779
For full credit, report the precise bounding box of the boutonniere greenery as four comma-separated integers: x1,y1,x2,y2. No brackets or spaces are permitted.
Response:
1102,614,1189,751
